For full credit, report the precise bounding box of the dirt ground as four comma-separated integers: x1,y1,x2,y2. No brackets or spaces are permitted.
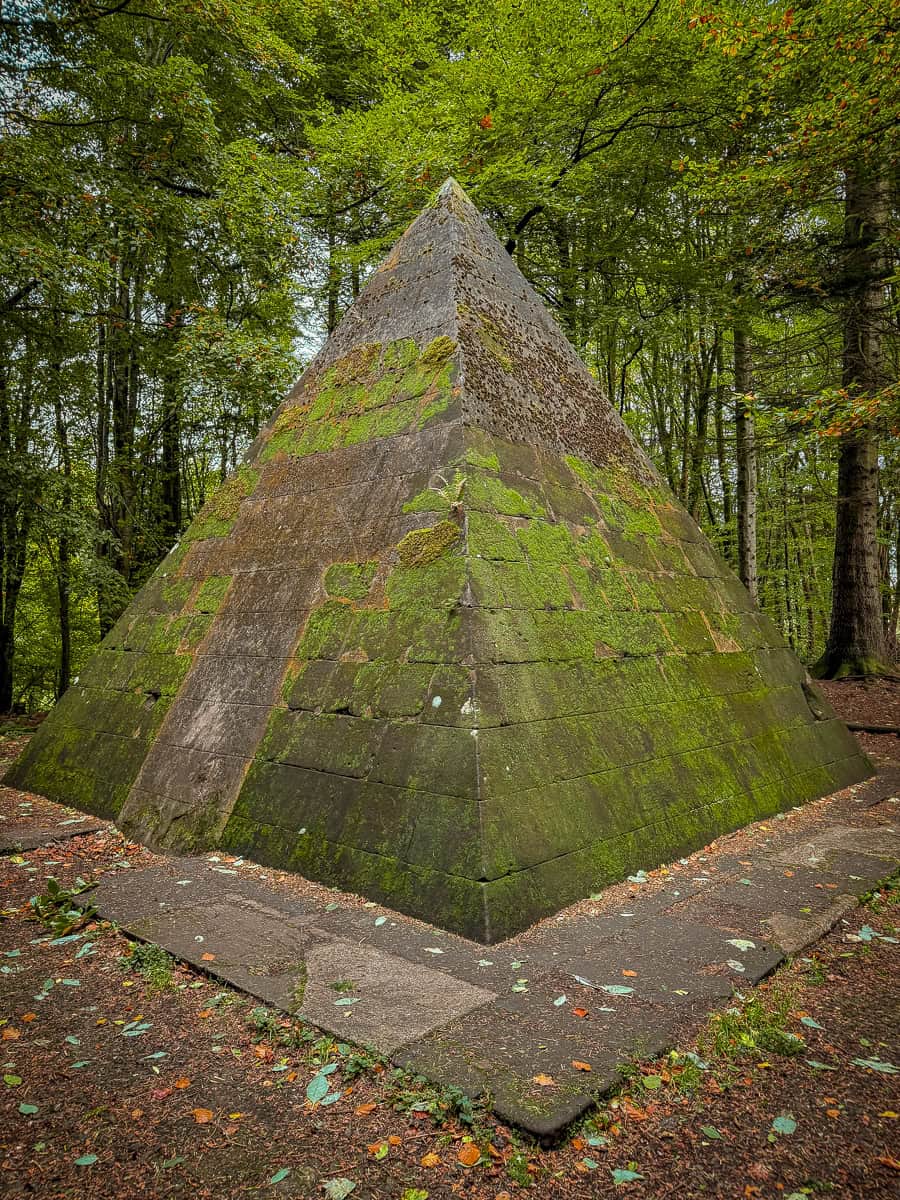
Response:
0,683,898,1200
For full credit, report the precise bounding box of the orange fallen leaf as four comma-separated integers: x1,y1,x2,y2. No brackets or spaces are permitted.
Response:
495,1193,512,1200
174,1078,191,1089
532,1073,555,1086
457,1143,481,1166
572,1007,589,1018
487,1144,502,1159
420,1152,440,1167
826,1109,841,1118
784,870,794,877
197,1009,213,1019
201,953,216,962
2,1027,20,1041
367,1142,385,1156
388,1135,401,1146
131,1109,143,1119
571,1137,586,1151
622,969,637,978
572,1060,592,1072
355,1103,377,1115
877,1155,900,1170
22,1013,36,1023
192,1108,214,1124
285,1071,297,1083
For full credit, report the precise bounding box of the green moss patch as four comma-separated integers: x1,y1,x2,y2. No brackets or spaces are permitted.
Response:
396,520,461,567
324,561,378,601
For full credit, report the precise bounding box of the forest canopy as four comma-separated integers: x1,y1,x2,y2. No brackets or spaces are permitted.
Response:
0,0,897,710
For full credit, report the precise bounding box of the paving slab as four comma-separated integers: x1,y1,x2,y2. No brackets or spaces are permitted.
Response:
0,814,105,853
91,766,900,1137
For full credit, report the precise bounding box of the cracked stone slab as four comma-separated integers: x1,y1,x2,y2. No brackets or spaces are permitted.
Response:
127,896,328,1010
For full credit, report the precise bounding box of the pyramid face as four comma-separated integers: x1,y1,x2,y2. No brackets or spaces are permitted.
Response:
7,180,871,941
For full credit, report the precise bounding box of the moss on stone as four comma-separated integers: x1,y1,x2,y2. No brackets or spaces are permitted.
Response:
475,312,513,372
419,335,457,368
194,575,232,613
185,465,259,540
396,520,461,567
324,561,378,601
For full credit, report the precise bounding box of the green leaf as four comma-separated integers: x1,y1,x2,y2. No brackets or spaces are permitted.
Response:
269,1167,291,1183
612,1167,644,1184
306,1072,330,1103
852,1057,899,1074
322,1180,356,1200
601,985,634,995
642,1075,662,1090
800,1016,824,1030
581,1157,599,1169
74,1154,98,1166
700,1125,721,1139
4,1075,22,1087
771,1114,797,1135
18,1103,38,1115
374,1143,389,1160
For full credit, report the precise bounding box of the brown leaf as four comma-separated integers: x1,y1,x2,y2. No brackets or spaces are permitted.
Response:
192,1107,214,1124
877,1155,900,1171
420,1152,440,1167
457,1143,481,1166
174,1078,191,1089
571,1060,592,1072
532,1073,555,1087
354,1103,377,1116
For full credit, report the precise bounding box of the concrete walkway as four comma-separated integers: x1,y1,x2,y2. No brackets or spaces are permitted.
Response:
39,767,900,1135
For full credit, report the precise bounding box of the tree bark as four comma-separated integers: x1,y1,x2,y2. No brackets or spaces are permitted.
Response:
813,168,890,678
734,323,758,602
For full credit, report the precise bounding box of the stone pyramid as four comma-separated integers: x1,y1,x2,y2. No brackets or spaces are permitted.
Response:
7,180,871,941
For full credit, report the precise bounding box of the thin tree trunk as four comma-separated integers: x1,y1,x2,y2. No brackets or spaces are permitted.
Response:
734,324,758,601
814,168,890,677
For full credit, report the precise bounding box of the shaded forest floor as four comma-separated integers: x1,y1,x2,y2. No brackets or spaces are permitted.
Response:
0,682,898,1200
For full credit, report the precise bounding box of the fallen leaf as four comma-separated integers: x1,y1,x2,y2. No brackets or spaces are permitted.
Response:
572,1060,592,1072
192,1107,214,1124
2,1027,20,1041
532,1074,555,1086
572,1007,589,1018
354,1103,376,1115
197,1009,213,1019
622,970,637,978
388,1135,401,1146
201,953,216,962
174,1078,191,1089
420,1152,440,1167
22,1013,36,1023
877,1155,900,1170
457,1143,480,1166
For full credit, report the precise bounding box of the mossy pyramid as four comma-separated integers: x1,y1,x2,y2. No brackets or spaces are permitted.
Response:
7,180,871,941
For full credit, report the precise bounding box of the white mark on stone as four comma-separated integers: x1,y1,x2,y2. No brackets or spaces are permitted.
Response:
431,696,442,708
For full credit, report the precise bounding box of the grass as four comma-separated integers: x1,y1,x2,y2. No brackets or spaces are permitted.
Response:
120,941,176,990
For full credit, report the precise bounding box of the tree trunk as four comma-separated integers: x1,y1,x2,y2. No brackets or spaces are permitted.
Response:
734,324,758,602
814,168,890,678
